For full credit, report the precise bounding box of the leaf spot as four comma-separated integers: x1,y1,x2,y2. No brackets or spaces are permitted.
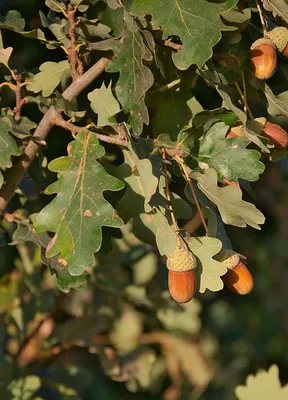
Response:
84,210,92,217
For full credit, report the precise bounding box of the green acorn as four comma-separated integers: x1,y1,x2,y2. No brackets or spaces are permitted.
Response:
267,27,288,53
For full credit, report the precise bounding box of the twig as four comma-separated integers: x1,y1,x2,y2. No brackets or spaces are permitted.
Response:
157,39,182,52
53,115,128,146
234,81,254,120
175,157,210,236
162,150,179,234
255,0,267,35
0,57,111,215
182,212,203,234
13,74,25,121
241,72,247,117
67,4,84,80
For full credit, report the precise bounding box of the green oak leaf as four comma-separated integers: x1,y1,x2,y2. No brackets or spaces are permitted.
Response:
0,10,56,45
265,84,288,119
27,60,71,97
199,68,269,152
130,0,237,69
0,120,22,188
106,27,154,135
115,150,177,256
262,0,288,24
192,168,265,229
0,47,13,69
88,81,121,126
34,130,124,276
45,0,67,12
115,150,145,222
186,236,226,293
11,220,87,292
199,122,265,182
235,364,288,400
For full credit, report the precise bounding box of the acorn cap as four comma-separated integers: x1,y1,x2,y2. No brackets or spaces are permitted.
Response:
214,249,240,270
166,237,196,272
246,117,267,135
229,125,246,137
267,27,288,52
250,38,276,51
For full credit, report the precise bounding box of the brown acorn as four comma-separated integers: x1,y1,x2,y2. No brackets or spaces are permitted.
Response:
215,249,254,295
166,237,197,303
168,270,197,304
222,262,254,295
262,122,288,148
250,38,277,80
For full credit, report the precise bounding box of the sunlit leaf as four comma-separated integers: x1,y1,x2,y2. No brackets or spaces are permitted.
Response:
34,130,124,276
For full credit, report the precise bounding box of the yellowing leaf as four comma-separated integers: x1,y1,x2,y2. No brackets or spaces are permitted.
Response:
28,60,71,97
235,365,288,400
193,169,265,229
34,131,124,276
186,236,226,293
88,81,120,126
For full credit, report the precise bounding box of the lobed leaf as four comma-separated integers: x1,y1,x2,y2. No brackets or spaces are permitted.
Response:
88,81,121,126
34,130,124,276
199,122,265,182
130,0,238,69
186,236,226,293
106,27,154,135
0,120,22,188
28,60,71,97
235,364,288,400
192,168,265,229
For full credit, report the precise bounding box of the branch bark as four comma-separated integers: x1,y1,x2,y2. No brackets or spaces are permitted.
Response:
0,56,111,215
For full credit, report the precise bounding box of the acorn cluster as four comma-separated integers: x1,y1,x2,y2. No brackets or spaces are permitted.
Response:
166,237,254,304
251,27,288,80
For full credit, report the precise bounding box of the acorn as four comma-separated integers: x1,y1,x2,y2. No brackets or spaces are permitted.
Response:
267,27,288,57
250,38,277,80
166,237,197,303
215,249,254,295
262,121,288,148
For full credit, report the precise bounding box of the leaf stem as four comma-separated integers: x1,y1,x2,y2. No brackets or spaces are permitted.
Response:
234,81,254,120
162,150,179,234
175,156,210,236
255,0,267,36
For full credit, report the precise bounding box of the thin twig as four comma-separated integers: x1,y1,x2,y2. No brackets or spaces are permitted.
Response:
255,0,267,35
67,4,84,80
162,150,179,234
156,39,182,52
175,157,210,236
13,74,24,121
241,72,247,117
234,81,254,120
0,57,111,215
54,115,128,146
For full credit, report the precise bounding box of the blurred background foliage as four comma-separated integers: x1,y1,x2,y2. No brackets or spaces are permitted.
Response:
0,0,288,399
